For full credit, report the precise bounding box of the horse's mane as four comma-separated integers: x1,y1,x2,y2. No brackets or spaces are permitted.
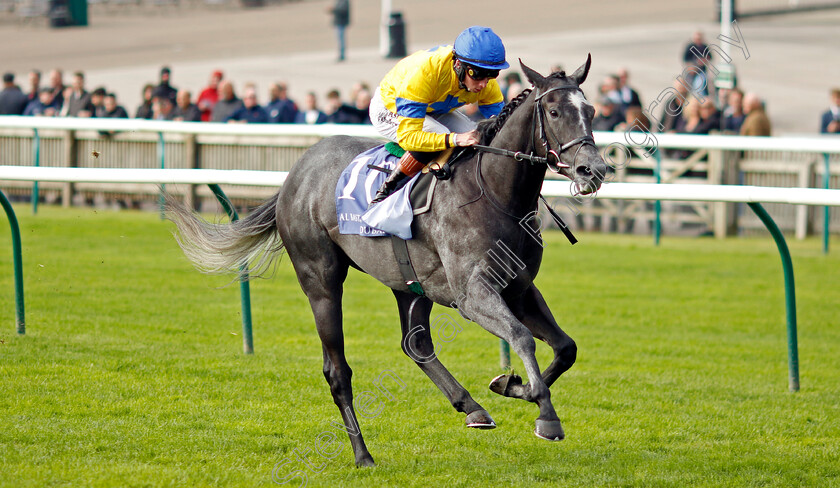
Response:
477,71,569,144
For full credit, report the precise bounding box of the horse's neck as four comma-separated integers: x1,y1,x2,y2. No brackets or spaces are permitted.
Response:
480,95,547,215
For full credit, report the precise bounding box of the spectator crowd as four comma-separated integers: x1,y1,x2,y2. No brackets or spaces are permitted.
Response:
582,30,776,142
0,66,373,126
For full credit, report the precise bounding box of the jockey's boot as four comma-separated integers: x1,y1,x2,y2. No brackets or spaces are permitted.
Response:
368,152,425,207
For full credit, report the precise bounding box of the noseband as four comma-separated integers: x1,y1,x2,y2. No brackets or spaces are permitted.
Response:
474,84,596,173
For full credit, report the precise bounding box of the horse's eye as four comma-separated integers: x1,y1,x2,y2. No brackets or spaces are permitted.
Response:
549,109,559,118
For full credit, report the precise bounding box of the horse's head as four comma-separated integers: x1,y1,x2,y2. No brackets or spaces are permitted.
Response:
520,56,608,195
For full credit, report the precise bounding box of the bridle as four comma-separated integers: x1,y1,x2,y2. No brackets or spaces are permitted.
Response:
474,84,596,174
462,84,594,244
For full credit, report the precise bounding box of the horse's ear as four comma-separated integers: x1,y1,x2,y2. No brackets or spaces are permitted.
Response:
569,53,592,86
519,59,546,89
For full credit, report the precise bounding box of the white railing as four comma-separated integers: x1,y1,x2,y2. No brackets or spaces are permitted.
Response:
2,166,840,207
2,116,839,239
0,116,385,139
1,115,840,153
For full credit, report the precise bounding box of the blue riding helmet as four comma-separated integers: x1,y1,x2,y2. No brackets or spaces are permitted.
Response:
453,26,510,70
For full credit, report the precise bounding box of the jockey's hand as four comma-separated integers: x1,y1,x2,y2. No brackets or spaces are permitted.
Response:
454,130,480,147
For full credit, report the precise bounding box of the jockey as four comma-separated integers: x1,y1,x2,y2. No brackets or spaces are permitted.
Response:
368,26,509,206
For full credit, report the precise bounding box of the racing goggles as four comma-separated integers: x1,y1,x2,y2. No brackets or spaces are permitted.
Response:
465,64,500,81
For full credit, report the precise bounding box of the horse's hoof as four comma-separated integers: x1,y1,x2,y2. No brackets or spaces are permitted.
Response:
355,455,376,468
465,409,496,429
534,419,565,441
489,374,522,397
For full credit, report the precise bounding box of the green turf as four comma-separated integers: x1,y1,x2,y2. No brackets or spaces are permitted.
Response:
1,204,839,487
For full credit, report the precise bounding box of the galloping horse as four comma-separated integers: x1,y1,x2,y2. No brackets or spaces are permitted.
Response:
166,58,608,466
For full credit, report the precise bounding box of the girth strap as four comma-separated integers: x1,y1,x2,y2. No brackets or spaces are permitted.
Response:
391,236,425,296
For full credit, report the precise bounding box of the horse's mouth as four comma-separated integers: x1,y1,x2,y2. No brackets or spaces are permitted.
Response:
574,177,602,196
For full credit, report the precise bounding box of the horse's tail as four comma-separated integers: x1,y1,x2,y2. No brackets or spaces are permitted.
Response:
164,191,284,280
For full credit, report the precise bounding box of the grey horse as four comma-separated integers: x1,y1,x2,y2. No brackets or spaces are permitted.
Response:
166,58,608,467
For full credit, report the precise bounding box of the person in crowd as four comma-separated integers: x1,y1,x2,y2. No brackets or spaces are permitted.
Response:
659,79,690,133
354,87,372,124
349,81,369,103
266,82,298,123
696,98,721,134
615,105,650,133
151,88,176,121
46,69,65,111
740,93,772,136
819,88,840,134
155,66,178,104
683,30,710,68
328,0,350,62
460,103,483,122
0,72,28,115
715,86,733,115
592,97,624,132
62,71,93,117
722,88,745,132
682,30,711,98
99,93,128,118
172,90,202,122
675,97,702,134
23,88,57,116
26,70,41,104
325,88,364,124
501,71,522,101
294,92,328,124
211,80,244,122
505,80,525,101
367,26,507,205
227,84,268,123
197,70,223,122
599,74,622,107
85,87,107,118
135,83,155,119
616,67,642,110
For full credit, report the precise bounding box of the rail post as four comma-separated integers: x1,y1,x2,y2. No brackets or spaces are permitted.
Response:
207,184,254,355
32,129,40,215
158,132,166,219
824,154,831,255
500,339,511,371
1,190,25,335
653,148,662,246
747,202,799,392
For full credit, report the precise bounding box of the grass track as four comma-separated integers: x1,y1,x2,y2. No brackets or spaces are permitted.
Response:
1,205,839,487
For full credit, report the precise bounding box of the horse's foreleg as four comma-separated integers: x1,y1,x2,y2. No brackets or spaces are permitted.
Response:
392,290,495,429
461,279,565,441
509,284,577,387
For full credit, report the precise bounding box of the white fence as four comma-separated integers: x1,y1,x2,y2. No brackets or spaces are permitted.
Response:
2,166,840,207
1,116,839,237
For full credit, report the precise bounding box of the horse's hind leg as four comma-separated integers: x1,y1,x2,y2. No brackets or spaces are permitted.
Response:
292,248,375,467
392,290,495,429
501,284,577,388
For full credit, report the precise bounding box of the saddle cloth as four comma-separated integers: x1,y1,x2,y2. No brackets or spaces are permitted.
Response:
336,144,436,240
